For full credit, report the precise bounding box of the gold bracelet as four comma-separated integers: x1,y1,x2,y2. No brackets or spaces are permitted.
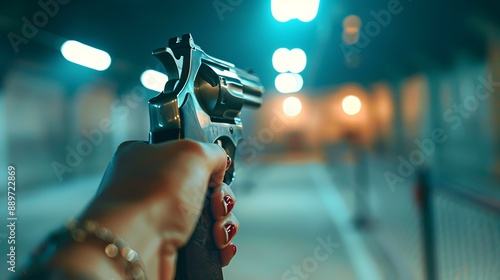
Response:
65,219,146,280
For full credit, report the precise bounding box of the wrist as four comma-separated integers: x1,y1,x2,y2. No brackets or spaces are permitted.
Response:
46,236,123,279
80,198,169,278
20,224,130,280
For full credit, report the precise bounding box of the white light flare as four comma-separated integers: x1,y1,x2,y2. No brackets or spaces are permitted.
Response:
297,0,320,22
140,70,168,92
60,40,111,71
271,0,320,22
275,73,303,93
288,48,307,73
283,96,302,117
272,48,290,73
342,95,362,115
272,48,307,73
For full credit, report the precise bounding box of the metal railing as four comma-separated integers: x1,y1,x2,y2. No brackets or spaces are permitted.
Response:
417,170,500,280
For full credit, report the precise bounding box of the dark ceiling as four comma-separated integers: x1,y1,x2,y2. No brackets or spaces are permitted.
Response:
1,0,500,93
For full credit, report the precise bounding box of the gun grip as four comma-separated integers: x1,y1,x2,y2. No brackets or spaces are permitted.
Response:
174,188,224,280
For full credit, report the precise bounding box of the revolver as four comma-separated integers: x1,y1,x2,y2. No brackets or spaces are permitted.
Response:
148,34,264,279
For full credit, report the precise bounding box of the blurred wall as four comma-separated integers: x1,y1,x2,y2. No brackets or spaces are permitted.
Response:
251,52,499,185
1,63,155,189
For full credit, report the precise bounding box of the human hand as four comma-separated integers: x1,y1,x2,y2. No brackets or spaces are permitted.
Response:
74,140,239,279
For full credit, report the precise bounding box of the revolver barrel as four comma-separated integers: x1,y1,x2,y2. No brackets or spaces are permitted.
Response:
233,67,264,109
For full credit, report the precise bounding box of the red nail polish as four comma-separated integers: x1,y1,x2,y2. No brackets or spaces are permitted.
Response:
226,155,232,170
231,243,237,255
224,224,236,243
223,195,234,214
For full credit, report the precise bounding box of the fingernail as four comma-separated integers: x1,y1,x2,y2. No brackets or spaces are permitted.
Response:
230,243,237,255
223,195,234,215
226,155,232,170
224,224,236,244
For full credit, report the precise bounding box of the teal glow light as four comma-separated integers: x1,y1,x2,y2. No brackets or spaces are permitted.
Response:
271,0,320,22
272,48,290,73
60,40,111,71
272,48,307,73
275,73,303,93
288,48,307,73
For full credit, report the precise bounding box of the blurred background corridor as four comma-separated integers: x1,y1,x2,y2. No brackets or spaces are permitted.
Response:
1,0,500,279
